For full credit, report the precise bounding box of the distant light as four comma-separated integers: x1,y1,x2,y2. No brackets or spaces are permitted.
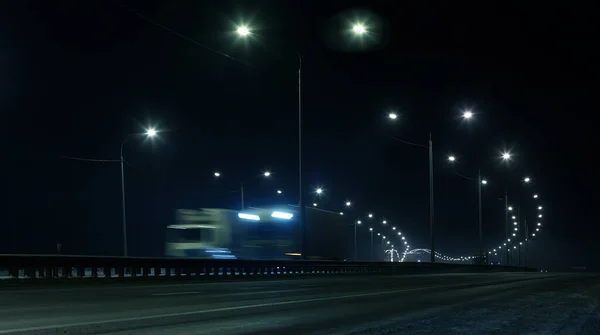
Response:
236,25,250,36
339,212,344,215
271,211,293,220
368,213,373,218
538,214,543,218
514,246,517,249
514,227,518,231
401,237,405,240
462,111,473,119
481,179,488,185
508,206,513,211
397,232,401,235
238,213,260,221
369,227,373,231
382,220,387,224
392,226,396,230
345,201,352,207
214,172,221,177
315,188,323,195
519,242,523,245
386,241,390,244
146,128,157,137
533,194,539,199
502,152,511,160
514,222,518,225
532,233,536,236
512,233,516,236
313,203,317,207
512,216,516,219
537,222,541,226
536,228,539,231
357,220,362,224
538,206,543,210
263,171,271,177
388,113,398,120
448,156,456,162
524,177,531,183
276,190,282,194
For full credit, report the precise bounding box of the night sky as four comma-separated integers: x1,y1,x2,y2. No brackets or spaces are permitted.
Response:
2,1,594,270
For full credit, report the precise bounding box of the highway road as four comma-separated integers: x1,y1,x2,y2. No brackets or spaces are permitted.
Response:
0,272,598,334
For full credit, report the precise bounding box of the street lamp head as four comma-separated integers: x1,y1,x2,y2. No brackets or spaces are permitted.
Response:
382,220,387,224
368,213,373,218
276,190,282,194
502,152,511,160
392,226,396,230
263,171,271,177
481,179,488,185
339,212,344,215
146,128,157,137
524,177,531,183
352,23,366,35
313,203,317,207
357,220,362,224
448,155,456,162
315,188,323,195
508,206,513,211
345,201,352,207
533,194,539,199
538,206,543,210
388,112,398,120
462,111,473,119
214,172,221,177
236,25,251,36
369,227,373,231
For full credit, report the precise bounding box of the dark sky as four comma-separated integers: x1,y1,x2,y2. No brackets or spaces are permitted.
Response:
1,1,595,270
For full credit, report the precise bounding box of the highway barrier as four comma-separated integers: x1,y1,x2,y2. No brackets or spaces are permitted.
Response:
0,254,536,282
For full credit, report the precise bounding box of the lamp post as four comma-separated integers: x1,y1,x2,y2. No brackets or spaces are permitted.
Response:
120,128,157,257
234,26,305,258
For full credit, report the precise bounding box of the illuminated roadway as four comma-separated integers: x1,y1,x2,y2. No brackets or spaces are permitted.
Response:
0,273,598,334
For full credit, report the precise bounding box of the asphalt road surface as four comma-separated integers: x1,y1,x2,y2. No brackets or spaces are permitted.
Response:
0,272,599,334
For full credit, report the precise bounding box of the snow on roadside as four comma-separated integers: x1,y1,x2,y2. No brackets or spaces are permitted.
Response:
342,286,600,334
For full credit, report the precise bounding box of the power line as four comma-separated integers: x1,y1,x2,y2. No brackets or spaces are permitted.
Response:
117,3,253,68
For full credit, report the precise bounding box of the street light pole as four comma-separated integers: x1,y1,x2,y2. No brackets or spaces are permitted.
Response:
118,128,157,257
370,229,373,261
505,191,509,265
354,220,358,261
298,53,307,260
120,141,128,257
478,169,483,263
240,184,245,210
429,132,435,263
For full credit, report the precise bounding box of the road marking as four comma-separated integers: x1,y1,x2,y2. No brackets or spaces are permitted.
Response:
151,291,201,296
0,277,550,334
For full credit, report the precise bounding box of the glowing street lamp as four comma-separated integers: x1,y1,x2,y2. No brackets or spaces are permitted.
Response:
508,206,513,211
481,179,488,185
236,25,251,36
263,171,271,177
352,23,366,35
368,213,373,218
388,112,398,120
502,152,511,160
533,194,539,199
315,188,323,195
448,155,456,162
276,190,282,194
146,128,157,137
524,177,531,183
538,206,543,210
214,172,221,177
462,111,473,119
345,201,352,207
313,203,317,207
382,220,387,224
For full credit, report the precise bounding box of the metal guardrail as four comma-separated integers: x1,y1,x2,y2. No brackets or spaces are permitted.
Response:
0,254,536,281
